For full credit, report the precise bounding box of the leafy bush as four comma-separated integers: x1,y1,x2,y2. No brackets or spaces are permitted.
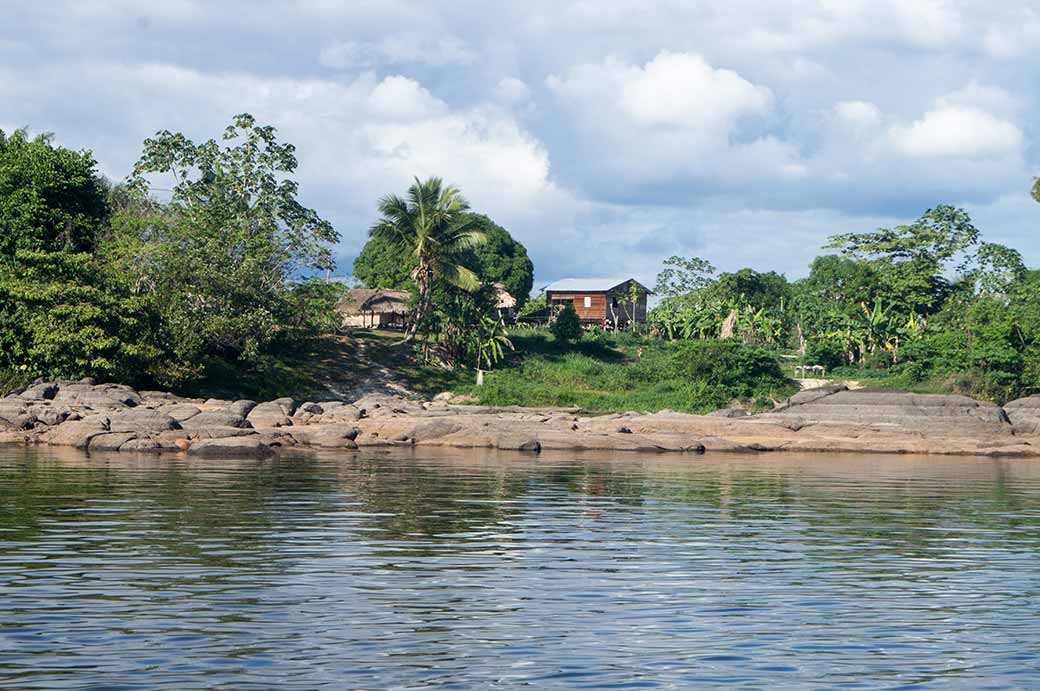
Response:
669,340,793,401
550,303,582,342
804,337,846,370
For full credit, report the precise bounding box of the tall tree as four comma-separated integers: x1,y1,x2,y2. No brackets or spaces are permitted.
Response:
369,177,486,341
826,205,979,315
0,129,108,256
655,255,716,297
115,113,339,373
353,212,533,306
0,129,158,381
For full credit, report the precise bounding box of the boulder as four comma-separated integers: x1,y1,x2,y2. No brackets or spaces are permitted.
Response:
247,401,294,428
289,424,360,448
88,432,140,452
45,416,111,448
108,410,181,434
119,437,164,453
185,426,259,440
227,400,258,417
187,437,276,458
31,404,72,427
291,402,324,425
408,419,464,442
19,382,58,401
180,410,252,429
0,400,33,429
1004,396,1040,434
353,394,424,417
317,404,362,425
94,384,143,407
158,404,202,422
270,397,298,416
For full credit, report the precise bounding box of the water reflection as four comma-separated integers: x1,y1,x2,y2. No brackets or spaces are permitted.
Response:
1,448,1039,689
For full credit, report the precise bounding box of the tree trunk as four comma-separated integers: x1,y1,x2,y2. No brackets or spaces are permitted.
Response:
403,263,432,343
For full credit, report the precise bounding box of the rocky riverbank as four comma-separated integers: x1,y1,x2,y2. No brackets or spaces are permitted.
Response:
3,380,1040,458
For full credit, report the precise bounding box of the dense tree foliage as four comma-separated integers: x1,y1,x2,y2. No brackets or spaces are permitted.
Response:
0,130,157,381
353,211,533,306
352,232,414,290
369,177,486,342
648,204,1040,403
0,130,108,256
0,118,342,390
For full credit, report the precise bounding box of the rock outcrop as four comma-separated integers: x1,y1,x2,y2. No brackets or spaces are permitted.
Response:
2,380,1040,458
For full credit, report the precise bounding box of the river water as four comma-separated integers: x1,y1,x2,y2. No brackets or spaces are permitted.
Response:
1,448,1038,690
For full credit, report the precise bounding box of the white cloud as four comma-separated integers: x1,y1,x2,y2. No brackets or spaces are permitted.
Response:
2,0,1040,283
365,76,446,120
494,77,531,105
834,100,883,130
616,52,772,129
982,9,1040,58
891,105,1022,158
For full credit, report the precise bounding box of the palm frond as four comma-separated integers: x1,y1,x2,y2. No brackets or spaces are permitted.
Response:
438,262,482,292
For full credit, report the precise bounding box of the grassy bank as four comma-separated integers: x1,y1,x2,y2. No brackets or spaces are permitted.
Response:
403,329,798,414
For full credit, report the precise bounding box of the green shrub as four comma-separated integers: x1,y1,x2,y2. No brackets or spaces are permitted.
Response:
550,303,582,342
805,337,846,370
669,340,794,401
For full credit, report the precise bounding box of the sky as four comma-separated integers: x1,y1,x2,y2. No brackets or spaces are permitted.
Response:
2,1,1039,291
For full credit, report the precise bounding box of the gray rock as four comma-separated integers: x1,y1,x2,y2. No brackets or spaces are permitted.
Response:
755,389,1009,432
709,407,749,418
186,426,259,440
318,404,361,424
20,382,58,401
32,405,72,427
180,410,252,429
187,437,275,458
227,400,258,417
269,397,298,416
289,424,360,448
88,432,140,452
108,410,181,434
46,416,111,448
158,404,202,422
119,437,164,453
94,384,143,407
1004,396,1040,434
408,419,464,442
247,401,294,428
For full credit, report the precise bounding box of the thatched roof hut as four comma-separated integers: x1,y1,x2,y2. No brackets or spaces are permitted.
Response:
337,289,411,328
492,283,517,311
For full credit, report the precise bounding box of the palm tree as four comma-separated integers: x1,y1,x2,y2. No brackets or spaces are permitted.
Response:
370,177,486,341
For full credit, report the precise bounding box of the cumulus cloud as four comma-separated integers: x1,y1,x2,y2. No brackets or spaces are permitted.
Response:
2,0,1039,282
615,52,772,129
891,105,1022,159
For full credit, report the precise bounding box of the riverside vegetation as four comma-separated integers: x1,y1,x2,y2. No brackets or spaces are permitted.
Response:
4,117,1040,416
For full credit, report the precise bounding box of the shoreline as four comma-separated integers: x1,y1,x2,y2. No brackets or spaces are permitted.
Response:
3,381,1040,459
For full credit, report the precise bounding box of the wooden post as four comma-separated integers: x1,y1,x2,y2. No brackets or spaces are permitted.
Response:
476,369,485,386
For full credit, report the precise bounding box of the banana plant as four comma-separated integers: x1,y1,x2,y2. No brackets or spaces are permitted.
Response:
474,315,513,383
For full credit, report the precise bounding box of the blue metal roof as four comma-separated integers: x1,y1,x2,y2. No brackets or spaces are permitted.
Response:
542,277,649,293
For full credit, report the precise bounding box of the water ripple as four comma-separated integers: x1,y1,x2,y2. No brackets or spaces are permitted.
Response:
1,449,1039,689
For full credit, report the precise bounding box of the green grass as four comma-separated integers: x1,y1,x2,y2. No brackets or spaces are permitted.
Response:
403,330,798,414
0,368,30,397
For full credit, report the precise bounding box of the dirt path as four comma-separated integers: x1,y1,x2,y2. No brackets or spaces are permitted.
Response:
308,331,421,401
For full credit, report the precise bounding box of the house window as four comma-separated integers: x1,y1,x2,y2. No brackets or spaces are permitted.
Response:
583,296,591,308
